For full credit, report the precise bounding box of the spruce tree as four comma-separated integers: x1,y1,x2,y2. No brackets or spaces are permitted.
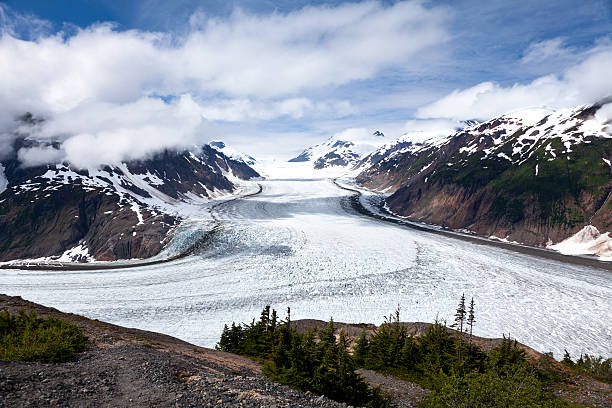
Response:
467,297,475,344
271,309,278,332
261,305,271,330
217,324,231,352
321,318,336,346
454,293,466,365
353,330,369,367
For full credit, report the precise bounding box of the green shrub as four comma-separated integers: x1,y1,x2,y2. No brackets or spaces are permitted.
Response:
422,365,559,408
217,307,393,407
563,351,612,384
0,310,86,363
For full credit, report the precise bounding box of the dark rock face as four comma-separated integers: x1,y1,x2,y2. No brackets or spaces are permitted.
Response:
0,141,260,262
357,104,612,246
0,184,175,261
288,152,311,162
313,149,359,169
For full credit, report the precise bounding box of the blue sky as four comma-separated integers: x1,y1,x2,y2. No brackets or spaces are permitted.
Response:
1,1,611,162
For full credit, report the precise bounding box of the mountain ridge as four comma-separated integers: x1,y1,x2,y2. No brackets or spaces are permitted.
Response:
355,102,612,254
0,138,260,262
288,130,386,170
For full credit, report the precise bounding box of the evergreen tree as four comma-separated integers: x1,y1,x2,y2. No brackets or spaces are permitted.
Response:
320,318,336,346
353,330,369,367
260,305,271,330
562,350,575,367
418,320,457,375
271,329,290,368
216,324,231,352
270,309,278,332
488,335,527,375
454,293,467,365
468,297,475,344
400,335,419,371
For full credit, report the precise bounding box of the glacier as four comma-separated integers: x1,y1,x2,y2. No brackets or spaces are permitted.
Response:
0,162,611,359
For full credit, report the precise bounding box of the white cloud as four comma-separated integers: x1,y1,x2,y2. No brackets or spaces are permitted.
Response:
331,128,373,143
0,2,449,107
0,163,8,194
17,145,65,167
595,103,612,135
595,103,612,122
417,41,612,120
198,98,353,121
19,95,210,169
0,3,52,39
521,38,571,64
400,118,463,142
0,1,450,167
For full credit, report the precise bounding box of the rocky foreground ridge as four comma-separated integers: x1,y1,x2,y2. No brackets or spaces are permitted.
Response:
356,102,612,251
1,295,610,408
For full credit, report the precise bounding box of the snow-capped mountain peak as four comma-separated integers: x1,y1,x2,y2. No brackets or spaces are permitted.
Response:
288,129,388,169
209,140,256,165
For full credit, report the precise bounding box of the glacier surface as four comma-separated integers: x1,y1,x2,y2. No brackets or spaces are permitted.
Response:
1,162,611,358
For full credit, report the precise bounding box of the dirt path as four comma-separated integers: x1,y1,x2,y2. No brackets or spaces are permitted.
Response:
357,369,428,408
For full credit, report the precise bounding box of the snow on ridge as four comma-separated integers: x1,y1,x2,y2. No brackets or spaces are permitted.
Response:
6,243,96,264
56,243,95,262
209,140,256,165
290,130,389,167
34,150,249,222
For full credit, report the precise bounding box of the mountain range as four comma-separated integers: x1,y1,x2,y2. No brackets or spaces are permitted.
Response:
2,101,611,263
0,135,259,262
355,102,612,255
289,130,387,170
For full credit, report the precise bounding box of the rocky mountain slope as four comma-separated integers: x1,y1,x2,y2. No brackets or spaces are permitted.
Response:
356,102,612,251
0,137,259,262
289,130,386,170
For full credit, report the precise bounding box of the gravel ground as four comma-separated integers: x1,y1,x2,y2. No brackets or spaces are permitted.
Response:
0,344,350,407
0,295,347,408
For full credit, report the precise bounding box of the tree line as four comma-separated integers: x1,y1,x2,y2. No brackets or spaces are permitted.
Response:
218,296,608,407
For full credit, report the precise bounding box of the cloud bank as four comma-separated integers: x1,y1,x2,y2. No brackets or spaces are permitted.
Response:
0,1,450,167
416,39,612,120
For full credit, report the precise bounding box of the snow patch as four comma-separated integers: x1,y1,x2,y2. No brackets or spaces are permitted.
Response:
56,243,94,262
549,225,612,259
209,141,256,165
